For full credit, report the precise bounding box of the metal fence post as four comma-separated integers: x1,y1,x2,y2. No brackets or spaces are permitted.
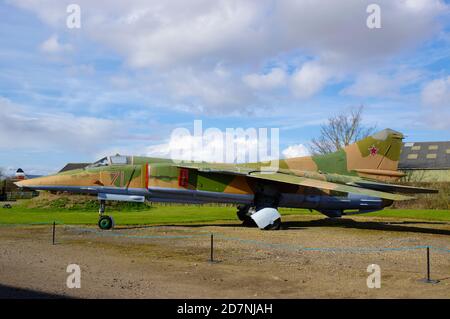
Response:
210,233,214,262
420,246,440,284
427,246,430,281
52,221,56,245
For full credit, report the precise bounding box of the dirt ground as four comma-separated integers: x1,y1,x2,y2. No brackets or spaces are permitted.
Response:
0,215,449,298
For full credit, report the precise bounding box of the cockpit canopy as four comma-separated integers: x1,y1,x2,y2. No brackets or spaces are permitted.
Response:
87,155,132,168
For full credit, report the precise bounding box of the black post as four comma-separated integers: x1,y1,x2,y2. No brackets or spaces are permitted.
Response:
427,246,430,281
210,233,214,262
52,221,56,245
420,246,439,284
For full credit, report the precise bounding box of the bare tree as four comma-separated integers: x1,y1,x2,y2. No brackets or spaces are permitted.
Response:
309,106,376,155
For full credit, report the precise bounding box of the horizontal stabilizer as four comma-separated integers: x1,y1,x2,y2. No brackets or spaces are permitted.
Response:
348,181,438,194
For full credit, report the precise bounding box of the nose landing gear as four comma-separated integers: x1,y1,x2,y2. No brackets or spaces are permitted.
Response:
98,200,114,230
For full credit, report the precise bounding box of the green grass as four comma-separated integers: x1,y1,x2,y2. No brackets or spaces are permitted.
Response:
364,209,450,221
0,203,309,226
0,201,448,226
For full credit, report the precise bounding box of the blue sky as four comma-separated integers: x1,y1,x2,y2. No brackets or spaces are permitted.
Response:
1,0,450,175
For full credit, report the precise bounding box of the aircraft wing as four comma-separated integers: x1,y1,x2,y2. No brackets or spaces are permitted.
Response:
177,164,414,201
248,172,413,201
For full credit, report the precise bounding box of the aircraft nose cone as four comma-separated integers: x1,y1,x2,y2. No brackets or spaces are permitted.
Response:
13,173,82,192
14,181,22,187
14,176,53,189
14,178,35,188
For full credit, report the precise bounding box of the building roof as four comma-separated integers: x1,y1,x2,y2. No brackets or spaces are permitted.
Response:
399,141,450,170
58,163,90,173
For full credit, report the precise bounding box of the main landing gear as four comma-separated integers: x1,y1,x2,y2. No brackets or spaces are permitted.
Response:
237,205,282,230
237,204,256,225
236,186,282,230
98,200,114,230
237,205,281,230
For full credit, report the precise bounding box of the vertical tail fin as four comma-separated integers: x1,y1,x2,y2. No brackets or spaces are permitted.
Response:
283,128,405,182
344,128,404,181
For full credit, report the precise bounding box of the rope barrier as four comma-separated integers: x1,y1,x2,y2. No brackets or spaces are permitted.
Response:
61,225,450,254
1,222,448,254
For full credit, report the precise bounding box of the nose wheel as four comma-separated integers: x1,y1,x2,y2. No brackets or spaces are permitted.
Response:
98,200,114,230
98,215,114,230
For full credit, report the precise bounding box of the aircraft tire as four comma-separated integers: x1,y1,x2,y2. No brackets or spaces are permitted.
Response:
237,204,257,222
242,217,257,227
98,215,113,230
237,204,251,221
263,218,282,231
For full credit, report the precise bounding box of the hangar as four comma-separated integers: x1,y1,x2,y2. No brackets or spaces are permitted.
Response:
399,141,450,182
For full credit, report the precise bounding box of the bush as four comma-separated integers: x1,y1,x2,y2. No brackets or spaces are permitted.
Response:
392,182,449,209
25,192,153,211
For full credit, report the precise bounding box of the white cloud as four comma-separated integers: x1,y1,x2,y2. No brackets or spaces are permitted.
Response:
166,67,256,115
7,0,450,112
290,62,333,98
404,0,436,11
144,128,278,163
12,1,448,67
243,68,287,90
282,144,310,158
21,0,443,68
342,70,422,97
95,125,280,164
421,75,450,107
0,97,121,152
421,76,450,129
39,34,72,53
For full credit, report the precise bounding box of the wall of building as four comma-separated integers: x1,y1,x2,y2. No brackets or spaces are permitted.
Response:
0,179,38,201
401,169,450,183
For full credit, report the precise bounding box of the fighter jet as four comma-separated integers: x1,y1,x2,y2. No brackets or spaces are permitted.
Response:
15,129,437,230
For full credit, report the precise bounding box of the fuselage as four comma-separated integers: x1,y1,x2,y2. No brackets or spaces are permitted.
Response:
16,154,389,217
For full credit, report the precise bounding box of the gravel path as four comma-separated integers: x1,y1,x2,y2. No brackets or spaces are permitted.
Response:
0,215,449,298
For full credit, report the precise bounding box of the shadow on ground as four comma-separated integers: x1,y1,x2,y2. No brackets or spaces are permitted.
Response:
282,218,450,236
149,218,450,236
0,284,69,299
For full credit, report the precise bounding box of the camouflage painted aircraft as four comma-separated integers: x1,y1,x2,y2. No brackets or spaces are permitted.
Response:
15,129,437,230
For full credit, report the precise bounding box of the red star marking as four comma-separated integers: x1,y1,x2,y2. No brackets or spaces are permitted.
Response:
368,145,378,156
